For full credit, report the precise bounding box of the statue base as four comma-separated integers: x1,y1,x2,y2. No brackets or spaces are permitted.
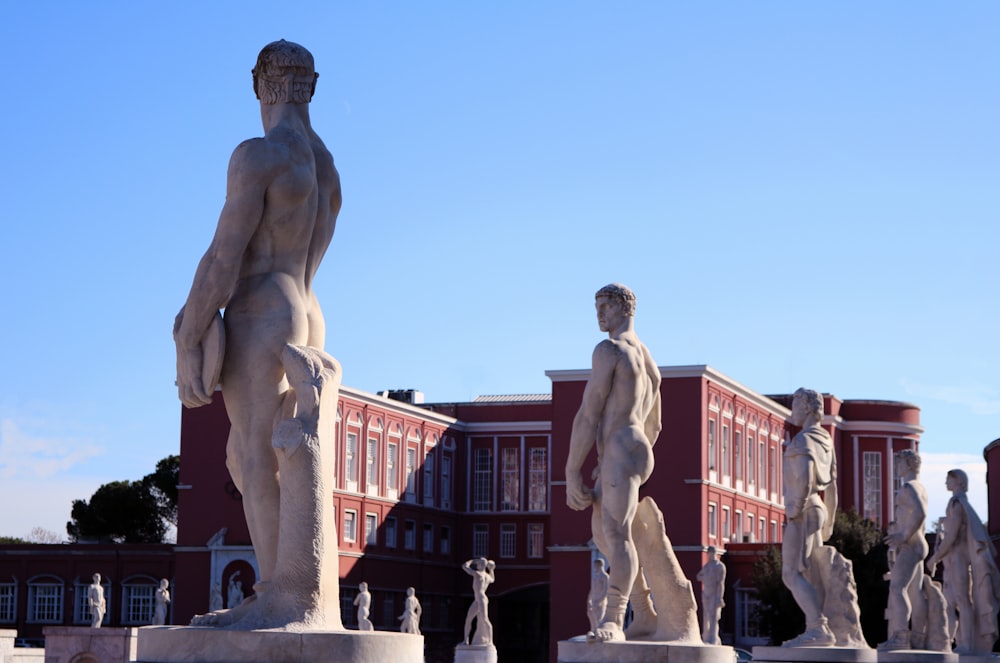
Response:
878,652,957,663
557,636,733,662
136,626,423,663
43,626,139,663
752,646,876,663
454,643,497,663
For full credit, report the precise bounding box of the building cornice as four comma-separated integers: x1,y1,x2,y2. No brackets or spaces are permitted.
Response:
834,420,924,436
340,385,459,427
463,421,552,433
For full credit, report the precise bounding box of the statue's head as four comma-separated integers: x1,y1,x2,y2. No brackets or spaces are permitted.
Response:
252,40,318,105
791,387,823,425
595,283,636,317
159,578,169,589
707,545,718,558
406,587,415,597
896,449,921,476
475,557,488,570
359,581,368,592
93,573,101,584
947,468,969,493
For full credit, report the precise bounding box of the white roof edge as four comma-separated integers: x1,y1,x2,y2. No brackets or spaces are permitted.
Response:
340,385,459,427
835,420,925,436
464,421,552,433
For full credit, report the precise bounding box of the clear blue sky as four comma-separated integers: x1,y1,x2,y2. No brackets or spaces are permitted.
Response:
1,3,998,540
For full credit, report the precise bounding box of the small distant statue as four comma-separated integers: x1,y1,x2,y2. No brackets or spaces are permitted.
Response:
879,449,928,650
209,582,223,612
697,546,726,645
587,559,609,637
227,573,244,609
926,468,1000,654
354,582,374,631
462,558,495,645
398,587,422,634
88,573,106,628
153,578,171,625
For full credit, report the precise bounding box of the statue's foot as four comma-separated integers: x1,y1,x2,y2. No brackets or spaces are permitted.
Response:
594,621,626,642
189,595,257,627
782,623,835,648
877,631,910,651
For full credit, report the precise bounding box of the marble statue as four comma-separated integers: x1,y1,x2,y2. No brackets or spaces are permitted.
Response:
87,573,106,628
354,582,374,631
174,39,343,630
565,284,700,644
462,558,495,645
153,578,171,625
697,546,725,645
587,559,609,636
227,575,244,609
878,449,929,651
780,388,866,648
926,468,1000,654
398,587,421,634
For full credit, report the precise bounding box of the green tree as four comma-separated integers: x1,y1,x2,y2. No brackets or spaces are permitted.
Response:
751,508,888,646
66,455,179,544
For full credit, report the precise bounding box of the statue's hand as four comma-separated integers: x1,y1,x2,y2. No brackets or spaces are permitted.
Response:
176,343,211,408
926,558,938,576
566,475,594,511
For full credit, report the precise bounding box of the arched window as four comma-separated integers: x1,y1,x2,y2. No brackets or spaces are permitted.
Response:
121,575,158,625
27,575,64,624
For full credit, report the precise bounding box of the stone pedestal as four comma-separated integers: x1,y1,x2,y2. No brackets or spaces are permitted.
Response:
136,626,422,663
42,627,139,663
557,636,733,663
752,646,877,663
877,652,957,663
454,643,496,663
0,629,15,663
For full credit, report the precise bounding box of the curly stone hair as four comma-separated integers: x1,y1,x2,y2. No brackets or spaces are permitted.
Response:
252,40,318,105
595,283,636,317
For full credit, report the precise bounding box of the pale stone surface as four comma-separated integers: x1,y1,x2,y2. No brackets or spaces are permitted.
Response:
87,574,106,629
752,645,877,662
696,547,725,646
0,629,14,663
172,40,343,631
43,627,138,663
354,583,373,631
587,559,609,636
877,650,958,663
398,587,421,634
11,650,43,663
153,579,171,626
462,558,495,645
781,388,867,649
926,468,1000,655
566,284,698,645
879,449,932,651
454,643,497,663
136,627,423,663
558,637,734,663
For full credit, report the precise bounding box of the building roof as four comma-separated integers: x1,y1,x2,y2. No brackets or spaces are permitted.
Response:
471,394,551,403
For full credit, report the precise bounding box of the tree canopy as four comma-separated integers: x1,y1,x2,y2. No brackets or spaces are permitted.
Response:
66,454,179,544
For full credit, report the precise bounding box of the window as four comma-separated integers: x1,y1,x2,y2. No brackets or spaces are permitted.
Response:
0,582,15,623
707,419,717,472
366,438,379,495
863,452,883,526
383,593,396,629
440,526,451,555
735,510,743,541
473,524,489,557
759,518,766,543
771,520,778,542
423,451,435,507
385,517,397,549
123,583,156,624
74,578,110,625
405,448,417,502
404,520,416,550
747,434,755,488
527,524,544,559
500,524,516,558
423,524,434,553
365,513,378,547
769,445,777,494
736,587,765,642
721,424,731,478
441,455,452,510
386,443,398,499
473,448,493,512
708,503,717,538
27,579,62,623
528,448,547,512
746,513,754,542
734,431,743,483
346,432,358,490
341,590,356,627
722,507,730,543
759,441,766,492
501,448,519,512
343,510,357,542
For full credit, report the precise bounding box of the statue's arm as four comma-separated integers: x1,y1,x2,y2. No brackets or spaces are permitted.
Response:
566,341,615,510
783,452,812,520
894,484,927,545
928,499,962,571
642,345,662,446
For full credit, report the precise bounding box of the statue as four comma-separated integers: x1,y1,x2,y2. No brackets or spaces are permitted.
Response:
354,582,373,631
174,39,343,630
87,573,106,628
587,559,609,637
209,582,223,612
462,558,495,645
227,574,244,609
780,388,866,648
926,468,1000,654
153,578,171,625
697,546,726,645
565,284,699,644
398,587,421,634
878,449,929,650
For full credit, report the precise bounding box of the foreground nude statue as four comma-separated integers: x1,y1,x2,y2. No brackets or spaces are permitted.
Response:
174,40,343,630
780,388,866,648
88,573,106,628
565,284,699,644
927,468,1000,654
398,587,421,634
354,583,373,631
462,558,495,645
697,546,725,645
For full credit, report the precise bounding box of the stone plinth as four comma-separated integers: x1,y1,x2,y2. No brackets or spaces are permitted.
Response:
1,629,14,663
558,636,733,663
43,627,139,663
136,626,422,663
752,646,877,663
877,652,957,663
12,649,44,663
454,643,497,663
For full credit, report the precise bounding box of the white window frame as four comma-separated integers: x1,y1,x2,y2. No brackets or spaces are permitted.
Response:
441,454,453,510
385,517,397,549
0,582,16,623
473,448,493,512
501,448,520,512
527,523,544,559
500,524,516,559
343,510,358,543
345,430,359,492
404,520,416,551
527,448,548,512
473,524,489,558
121,581,156,625
386,442,399,500
423,450,435,507
708,502,718,539
365,513,378,547
27,578,63,624
863,451,883,527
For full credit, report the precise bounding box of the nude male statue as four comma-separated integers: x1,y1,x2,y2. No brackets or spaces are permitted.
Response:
697,546,726,645
88,573,106,628
879,449,928,650
354,582,373,631
174,40,341,628
462,557,496,645
565,283,661,642
153,578,171,625
398,587,422,634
